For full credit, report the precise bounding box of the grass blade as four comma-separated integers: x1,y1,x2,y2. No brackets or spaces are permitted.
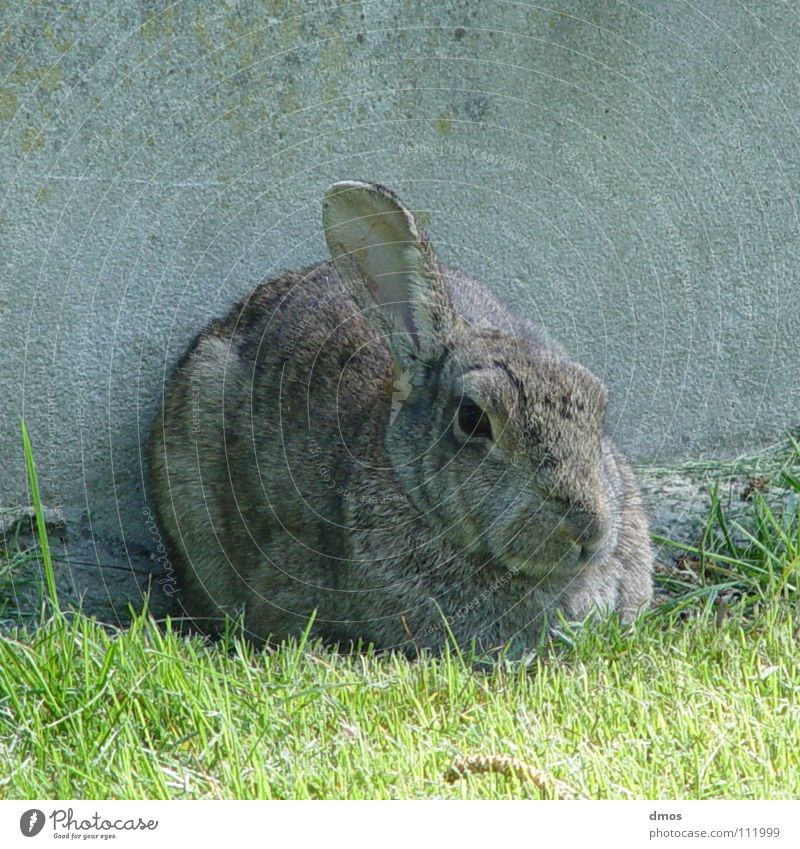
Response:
20,419,61,616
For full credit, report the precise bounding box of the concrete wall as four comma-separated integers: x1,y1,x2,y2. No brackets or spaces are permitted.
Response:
2,1,799,588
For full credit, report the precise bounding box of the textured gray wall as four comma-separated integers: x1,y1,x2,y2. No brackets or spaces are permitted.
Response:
2,1,799,572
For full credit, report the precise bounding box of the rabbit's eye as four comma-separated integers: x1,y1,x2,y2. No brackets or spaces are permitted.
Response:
457,398,492,440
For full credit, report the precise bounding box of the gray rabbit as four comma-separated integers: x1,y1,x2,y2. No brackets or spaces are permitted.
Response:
148,181,653,654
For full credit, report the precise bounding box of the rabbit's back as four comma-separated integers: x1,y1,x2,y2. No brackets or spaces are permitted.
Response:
149,262,392,637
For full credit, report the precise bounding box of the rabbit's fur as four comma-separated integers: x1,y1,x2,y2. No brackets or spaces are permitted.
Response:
148,181,653,654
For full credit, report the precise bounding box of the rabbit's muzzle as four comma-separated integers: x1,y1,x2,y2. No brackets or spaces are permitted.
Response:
493,492,613,578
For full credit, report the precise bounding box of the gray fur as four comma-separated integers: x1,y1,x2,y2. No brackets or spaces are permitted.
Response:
147,181,653,655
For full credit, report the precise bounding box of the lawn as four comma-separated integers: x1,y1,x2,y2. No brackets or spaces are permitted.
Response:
0,430,798,800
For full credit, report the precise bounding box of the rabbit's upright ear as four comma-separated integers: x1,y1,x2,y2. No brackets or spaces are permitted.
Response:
322,181,451,366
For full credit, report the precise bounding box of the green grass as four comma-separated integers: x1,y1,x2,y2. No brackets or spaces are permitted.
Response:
653,440,800,615
0,429,798,800
20,421,60,617
0,544,39,629
1,604,799,799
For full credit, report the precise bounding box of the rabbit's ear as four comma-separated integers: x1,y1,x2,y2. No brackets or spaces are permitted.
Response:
322,181,450,365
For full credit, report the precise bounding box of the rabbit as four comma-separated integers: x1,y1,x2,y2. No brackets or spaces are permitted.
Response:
147,180,653,655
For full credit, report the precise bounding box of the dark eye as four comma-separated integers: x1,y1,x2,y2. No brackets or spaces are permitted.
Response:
457,398,492,440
